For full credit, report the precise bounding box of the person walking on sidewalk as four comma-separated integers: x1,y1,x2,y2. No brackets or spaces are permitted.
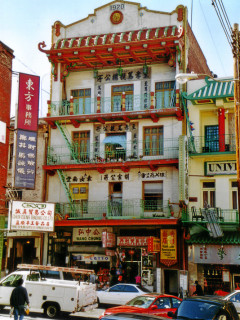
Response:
10,278,29,320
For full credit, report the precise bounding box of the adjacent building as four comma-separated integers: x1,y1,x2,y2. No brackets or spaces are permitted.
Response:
38,0,212,293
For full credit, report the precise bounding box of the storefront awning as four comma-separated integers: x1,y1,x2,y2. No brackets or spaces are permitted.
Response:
186,231,240,245
103,135,126,148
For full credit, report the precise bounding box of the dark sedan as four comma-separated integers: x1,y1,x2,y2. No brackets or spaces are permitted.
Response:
168,296,238,320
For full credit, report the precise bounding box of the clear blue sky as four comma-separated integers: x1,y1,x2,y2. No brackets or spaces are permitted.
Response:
1,0,239,116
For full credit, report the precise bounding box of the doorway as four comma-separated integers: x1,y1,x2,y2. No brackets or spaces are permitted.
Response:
164,269,178,296
109,182,122,216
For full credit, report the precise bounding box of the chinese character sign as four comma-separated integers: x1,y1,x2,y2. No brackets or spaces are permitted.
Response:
10,201,55,232
14,130,37,189
72,227,113,242
18,73,40,131
160,229,177,267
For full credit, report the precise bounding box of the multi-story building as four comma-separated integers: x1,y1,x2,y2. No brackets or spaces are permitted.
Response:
182,77,239,295
39,1,210,294
0,41,14,274
4,119,48,273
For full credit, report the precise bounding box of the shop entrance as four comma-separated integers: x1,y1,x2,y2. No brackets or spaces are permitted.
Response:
233,274,240,290
8,238,36,271
164,269,178,296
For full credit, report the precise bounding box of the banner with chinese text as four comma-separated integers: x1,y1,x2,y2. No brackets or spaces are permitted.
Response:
17,73,40,131
73,227,113,242
9,201,55,232
160,229,177,266
117,236,149,247
14,130,37,189
102,231,116,247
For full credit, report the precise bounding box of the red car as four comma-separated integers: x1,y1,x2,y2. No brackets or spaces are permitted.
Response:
99,293,182,319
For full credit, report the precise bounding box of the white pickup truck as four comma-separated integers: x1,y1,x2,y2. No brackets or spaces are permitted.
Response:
0,265,97,318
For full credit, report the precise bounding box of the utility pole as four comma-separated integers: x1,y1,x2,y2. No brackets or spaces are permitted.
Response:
232,23,240,222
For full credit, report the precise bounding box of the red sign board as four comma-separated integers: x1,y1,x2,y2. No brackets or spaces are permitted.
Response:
18,73,40,131
102,231,116,248
148,237,161,253
105,249,115,256
117,236,149,247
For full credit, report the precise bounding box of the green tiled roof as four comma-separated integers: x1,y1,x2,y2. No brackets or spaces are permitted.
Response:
186,77,234,103
186,231,240,244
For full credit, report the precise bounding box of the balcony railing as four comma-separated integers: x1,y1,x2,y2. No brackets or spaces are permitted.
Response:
47,139,179,165
188,135,236,154
55,199,173,220
48,91,176,117
182,207,239,225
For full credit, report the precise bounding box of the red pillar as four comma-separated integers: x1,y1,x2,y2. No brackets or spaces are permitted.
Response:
218,108,225,152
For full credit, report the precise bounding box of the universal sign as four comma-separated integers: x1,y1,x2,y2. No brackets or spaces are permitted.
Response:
205,161,237,176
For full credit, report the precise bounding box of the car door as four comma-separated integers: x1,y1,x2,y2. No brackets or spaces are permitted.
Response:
0,273,23,306
121,285,141,305
229,292,240,313
101,284,126,305
149,297,172,317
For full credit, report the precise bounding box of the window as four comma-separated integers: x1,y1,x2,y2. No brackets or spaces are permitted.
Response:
205,125,219,152
112,85,133,112
123,285,138,293
40,270,60,280
71,89,91,114
203,182,215,207
144,127,163,156
231,181,238,209
154,297,171,309
143,182,163,211
1,274,22,287
9,143,14,169
109,284,125,292
72,131,90,162
172,297,181,308
155,81,175,108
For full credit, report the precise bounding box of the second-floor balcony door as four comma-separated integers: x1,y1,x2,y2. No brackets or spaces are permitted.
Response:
205,125,219,152
72,131,90,162
144,126,163,156
155,81,175,109
202,181,215,208
112,84,133,112
71,89,91,115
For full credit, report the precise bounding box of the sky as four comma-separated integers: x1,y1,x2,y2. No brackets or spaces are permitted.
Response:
1,0,240,117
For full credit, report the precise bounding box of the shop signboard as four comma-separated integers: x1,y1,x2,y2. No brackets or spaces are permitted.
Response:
9,201,55,232
73,227,112,242
117,236,149,246
148,237,160,253
193,244,240,265
102,231,116,247
72,253,110,262
105,249,115,256
205,161,237,176
160,229,177,266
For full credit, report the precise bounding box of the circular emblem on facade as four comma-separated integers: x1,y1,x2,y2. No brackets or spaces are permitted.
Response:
110,10,123,24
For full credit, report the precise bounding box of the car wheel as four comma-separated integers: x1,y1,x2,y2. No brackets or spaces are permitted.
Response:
44,303,60,318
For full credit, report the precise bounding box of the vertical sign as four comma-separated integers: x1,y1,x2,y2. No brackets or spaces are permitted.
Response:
17,73,40,131
14,73,40,189
160,229,177,266
14,130,37,189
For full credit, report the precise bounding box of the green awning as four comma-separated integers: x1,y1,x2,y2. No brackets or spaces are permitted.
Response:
186,231,240,245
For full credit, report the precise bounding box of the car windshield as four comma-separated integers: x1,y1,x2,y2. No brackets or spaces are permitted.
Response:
126,296,155,308
177,300,221,319
136,285,151,293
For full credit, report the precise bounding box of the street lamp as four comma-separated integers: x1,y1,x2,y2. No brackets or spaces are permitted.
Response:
176,72,240,217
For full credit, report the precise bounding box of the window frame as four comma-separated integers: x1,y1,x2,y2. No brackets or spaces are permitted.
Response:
155,81,175,109
111,84,134,112
143,181,163,211
143,126,164,156
202,181,216,208
72,131,90,161
71,88,91,114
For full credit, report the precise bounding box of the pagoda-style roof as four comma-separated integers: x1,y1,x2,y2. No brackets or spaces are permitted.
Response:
185,77,234,104
38,25,183,72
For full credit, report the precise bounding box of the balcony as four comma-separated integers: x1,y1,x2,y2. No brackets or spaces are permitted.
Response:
55,199,174,220
188,134,236,154
182,207,239,226
47,138,179,166
48,91,176,117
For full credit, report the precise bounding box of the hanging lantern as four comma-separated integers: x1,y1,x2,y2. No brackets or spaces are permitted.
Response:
93,69,98,79
117,66,123,77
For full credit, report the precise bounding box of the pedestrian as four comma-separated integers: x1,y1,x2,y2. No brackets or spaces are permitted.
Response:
10,278,29,320
193,280,204,296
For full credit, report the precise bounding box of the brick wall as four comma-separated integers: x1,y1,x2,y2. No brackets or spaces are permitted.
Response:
0,42,14,213
187,23,212,76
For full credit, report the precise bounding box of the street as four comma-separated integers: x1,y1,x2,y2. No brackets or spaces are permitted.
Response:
0,307,104,320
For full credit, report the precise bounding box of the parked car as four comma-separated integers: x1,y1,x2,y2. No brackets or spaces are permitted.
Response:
97,284,151,305
100,313,168,320
167,296,238,320
100,294,182,319
223,290,240,313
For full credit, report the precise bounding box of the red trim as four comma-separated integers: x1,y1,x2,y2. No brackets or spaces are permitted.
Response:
55,218,179,227
218,108,225,152
43,159,178,172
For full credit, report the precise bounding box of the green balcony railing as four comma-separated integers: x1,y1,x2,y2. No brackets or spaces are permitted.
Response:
188,134,236,154
47,139,179,165
55,199,173,220
49,91,176,117
182,207,239,225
